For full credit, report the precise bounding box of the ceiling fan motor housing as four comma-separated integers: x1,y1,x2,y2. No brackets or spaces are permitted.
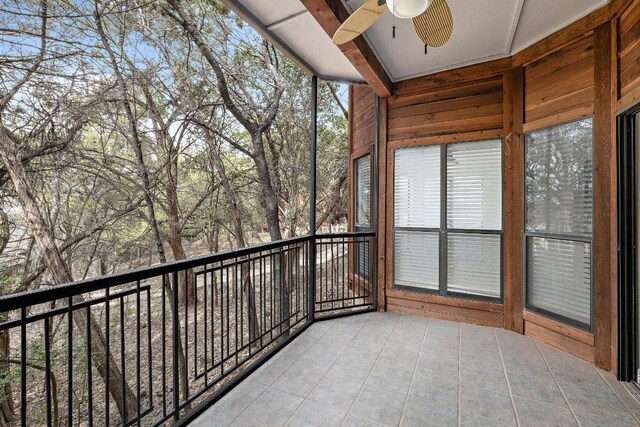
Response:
386,0,432,19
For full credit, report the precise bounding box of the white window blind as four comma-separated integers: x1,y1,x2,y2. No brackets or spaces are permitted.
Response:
527,238,591,326
354,155,371,279
394,146,440,229
448,233,501,298
355,155,371,227
394,230,439,290
447,140,502,230
393,141,502,299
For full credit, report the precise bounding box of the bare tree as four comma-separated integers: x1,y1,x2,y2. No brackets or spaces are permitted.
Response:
0,0,137,420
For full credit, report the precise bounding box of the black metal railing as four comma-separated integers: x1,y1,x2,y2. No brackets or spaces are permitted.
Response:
0,232,375,427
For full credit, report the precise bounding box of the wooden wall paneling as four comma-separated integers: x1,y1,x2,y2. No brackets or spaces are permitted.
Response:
523,35,595,129
609,0,634,19
524,311,595,345
390,76,503,109
388,75,505,145
351,86,376,154
348,84,375,233
392,58,512,96
593,23,615,372
503,67,524,334
524,313,596,362
512,6,608,67
386,289,504,327
377,97,388,311
388,130,505,149
617,0,640,108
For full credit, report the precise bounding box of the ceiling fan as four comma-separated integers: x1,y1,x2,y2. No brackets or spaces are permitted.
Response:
332,0,453,50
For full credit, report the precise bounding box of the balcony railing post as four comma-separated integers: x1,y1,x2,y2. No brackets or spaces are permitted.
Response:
372,95,380,310
172,271,180,421
309,75,318,321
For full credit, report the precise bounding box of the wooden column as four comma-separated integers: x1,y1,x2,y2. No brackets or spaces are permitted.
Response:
503,67,525,333
377,97,388,311
593,23,614,372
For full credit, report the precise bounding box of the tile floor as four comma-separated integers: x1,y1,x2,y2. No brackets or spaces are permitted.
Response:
191,312,640,426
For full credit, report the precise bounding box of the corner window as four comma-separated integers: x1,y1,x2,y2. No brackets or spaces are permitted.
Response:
354,155,371,279
525,118,593,329
393,140,502,299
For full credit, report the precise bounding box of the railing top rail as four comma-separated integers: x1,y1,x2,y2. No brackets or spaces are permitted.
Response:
315,231,375,238
0,231,375,313
0,235,309,312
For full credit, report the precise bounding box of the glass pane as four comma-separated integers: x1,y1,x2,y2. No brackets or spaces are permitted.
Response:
525,118,593,236
447,234,501,298
355,155,370,227
527,237,591,327
394,146,440,228
447,140,502,230
394,230,439,290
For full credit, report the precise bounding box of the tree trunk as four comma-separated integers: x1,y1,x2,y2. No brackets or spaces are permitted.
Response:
165,0,288,334
93,11,191,406
164,149,195,306
208,140,260,342
0,127,137,422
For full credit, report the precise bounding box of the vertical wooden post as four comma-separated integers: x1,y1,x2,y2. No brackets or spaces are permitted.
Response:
593,22,614,372
503,67,525,333
377,97,388,311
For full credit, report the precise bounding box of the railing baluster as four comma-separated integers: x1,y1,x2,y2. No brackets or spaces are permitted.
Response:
105,287,110,427
225,266,229,372
68,297,73,427
172,271,179,421
87,305,93,427
203,267,208,382
20,307,26,427
194,271,198,379
44,317,52,427
136,280,141,427
161,274,167,418
146,287,153,411
211,270,218,378
120,295,126,426
184,271,188,388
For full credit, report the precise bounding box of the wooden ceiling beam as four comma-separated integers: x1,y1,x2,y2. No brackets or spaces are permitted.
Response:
300,0,393,97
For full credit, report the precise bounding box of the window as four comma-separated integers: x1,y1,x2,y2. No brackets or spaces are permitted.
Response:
354,155,370,279
355,155,371,228
525,118,593,329
393,140,502,299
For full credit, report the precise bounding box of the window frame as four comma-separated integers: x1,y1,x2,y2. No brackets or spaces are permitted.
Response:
354,153,372,281
392,140,504,303
523,117,595,332
354,153,371,230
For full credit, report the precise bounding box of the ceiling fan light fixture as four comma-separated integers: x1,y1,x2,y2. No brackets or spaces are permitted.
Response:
386,0,431,19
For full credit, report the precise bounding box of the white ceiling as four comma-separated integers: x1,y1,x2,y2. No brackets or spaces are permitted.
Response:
225,0,609,83
222,0,364,82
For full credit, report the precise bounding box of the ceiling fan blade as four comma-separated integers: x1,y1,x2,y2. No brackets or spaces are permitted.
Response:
412,0,453,48
332,0,387,45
